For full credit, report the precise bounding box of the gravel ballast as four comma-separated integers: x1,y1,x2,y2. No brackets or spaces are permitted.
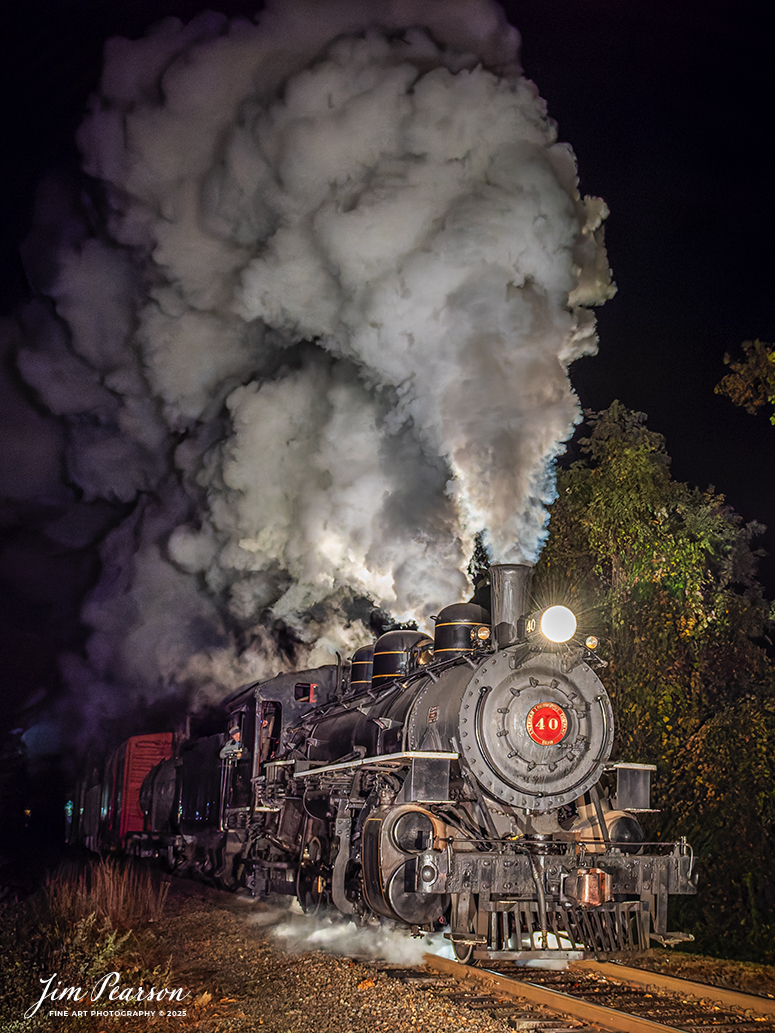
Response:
126,882,514,1033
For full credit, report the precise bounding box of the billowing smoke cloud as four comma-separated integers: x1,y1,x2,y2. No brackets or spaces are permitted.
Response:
14,0,613,713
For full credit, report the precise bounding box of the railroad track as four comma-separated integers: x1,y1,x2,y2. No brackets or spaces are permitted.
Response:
372,955,775,1033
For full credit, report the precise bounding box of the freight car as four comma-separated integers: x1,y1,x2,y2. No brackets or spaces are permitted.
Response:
75,564,696,964
67,733,173,853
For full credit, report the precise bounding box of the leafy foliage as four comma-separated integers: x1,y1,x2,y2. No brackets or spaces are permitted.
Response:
716,339,775,424
534,402,775,959
666,694,775,961
0,859,172,1031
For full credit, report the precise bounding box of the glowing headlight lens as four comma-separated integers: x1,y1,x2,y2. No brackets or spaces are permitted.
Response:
476,626,491,641
540,605,577,643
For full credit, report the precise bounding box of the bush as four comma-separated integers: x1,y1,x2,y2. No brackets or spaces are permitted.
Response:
0,858,171,1031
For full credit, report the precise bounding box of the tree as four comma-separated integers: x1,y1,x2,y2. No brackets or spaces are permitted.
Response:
665,693,775,961
534,402,775,959
716,339,775,424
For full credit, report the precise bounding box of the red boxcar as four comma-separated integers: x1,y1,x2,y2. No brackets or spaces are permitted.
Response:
101,733,174,848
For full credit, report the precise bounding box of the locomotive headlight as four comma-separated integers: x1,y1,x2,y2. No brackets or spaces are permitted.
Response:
540,605,577,643
474,625,491,641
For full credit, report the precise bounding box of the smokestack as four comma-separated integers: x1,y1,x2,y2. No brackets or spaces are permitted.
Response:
490,563,533,649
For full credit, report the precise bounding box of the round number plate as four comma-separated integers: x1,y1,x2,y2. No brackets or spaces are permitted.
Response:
526,701,568,745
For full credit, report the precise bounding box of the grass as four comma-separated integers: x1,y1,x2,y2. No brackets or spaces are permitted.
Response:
0,856,173,1032
42,855,170,928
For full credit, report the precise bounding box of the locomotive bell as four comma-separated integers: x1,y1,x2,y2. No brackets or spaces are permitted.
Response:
564,868,613,907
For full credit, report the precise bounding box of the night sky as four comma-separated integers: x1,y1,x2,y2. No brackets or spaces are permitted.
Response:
1,0,773,753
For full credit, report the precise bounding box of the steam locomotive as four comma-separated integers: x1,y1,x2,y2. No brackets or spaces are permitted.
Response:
70,564,696,964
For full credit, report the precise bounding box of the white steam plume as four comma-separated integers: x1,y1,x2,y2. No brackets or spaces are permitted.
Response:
249,899,455,965
16,0,613,705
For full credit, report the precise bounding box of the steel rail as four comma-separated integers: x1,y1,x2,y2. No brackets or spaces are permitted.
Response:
424,954,680,1033
571,960,775,1017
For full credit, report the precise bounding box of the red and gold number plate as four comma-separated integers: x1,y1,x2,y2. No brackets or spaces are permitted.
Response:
525,701,568,745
